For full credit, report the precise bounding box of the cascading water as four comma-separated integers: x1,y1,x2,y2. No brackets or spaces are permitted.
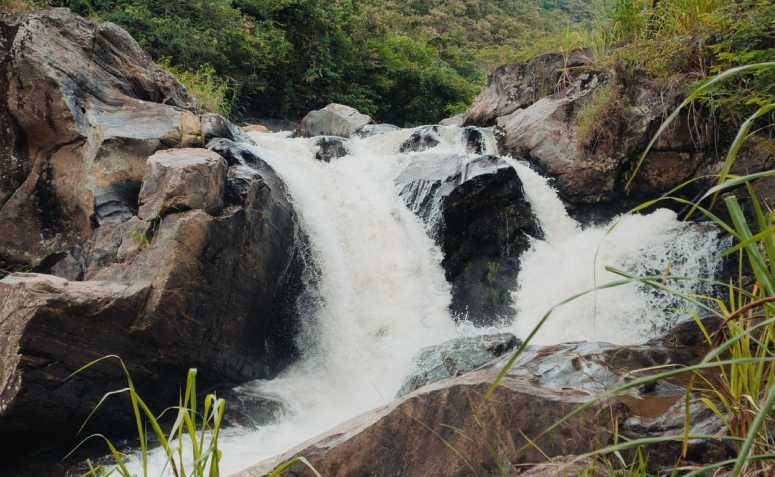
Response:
130,125,724,475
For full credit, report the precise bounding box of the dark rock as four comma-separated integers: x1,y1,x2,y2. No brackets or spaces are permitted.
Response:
646,315,724,347
399,125,443,153
235,341,707,477
296,104,373,138
202,113,255,145
461,126,487,154
0,150,305,461
396,153,539,324
396,333,520,398
352,123,401,138
93,180,142,225
221,387,289,430
0,9,200,266
226,166,262,207
208,138,265,167
137,149,228,220
313,136,350,163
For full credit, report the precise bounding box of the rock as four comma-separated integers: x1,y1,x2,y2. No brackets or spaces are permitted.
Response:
225,166,262,207
462,49,593,127
313,136,350,162
220,386,289,430
0,9,200,267
0,274,153,461
202,113,254,145
439,113,465,127
496,70,710,204
241,124,269,133
137,149,228,220
396,153,539,324
235,341,709,477
399,125,443,153
208,138,265,167
461,126,488,154
396,333,520,398
646,314,724,347
296,103,374,138
0,147,306,461
352,123,401,138
93,180,142,225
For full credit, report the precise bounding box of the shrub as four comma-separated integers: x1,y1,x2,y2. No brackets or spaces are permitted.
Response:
575,83,633,151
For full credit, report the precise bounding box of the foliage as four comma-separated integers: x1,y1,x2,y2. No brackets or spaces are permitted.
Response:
67,358,226,477
157,58,239,117
0,0,49,16
486,65,775,477
574,84,633,150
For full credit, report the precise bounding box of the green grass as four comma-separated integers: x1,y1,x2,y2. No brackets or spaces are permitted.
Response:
487,62,775,477
157,58,240,119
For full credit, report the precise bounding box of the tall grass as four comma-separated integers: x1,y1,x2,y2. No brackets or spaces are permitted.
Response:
157,58,240,119
487,63,775,476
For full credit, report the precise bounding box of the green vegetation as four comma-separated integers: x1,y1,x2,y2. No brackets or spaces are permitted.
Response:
30,0,604,125
67,357,226,477
488,64,775,477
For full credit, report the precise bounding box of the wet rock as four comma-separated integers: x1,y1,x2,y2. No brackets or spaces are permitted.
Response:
137,149,228,220
462,49,593,127
0,9,200,266
202,113,255,145
399,125,443,153
352,123,401,138
93,180,142,225
313,136,350,162
646,314,724,347
461,126,487,154
396,333,520,398
0,147,305,461
296,103,373,138
236,341,706,477
226,166,262,207
208,138,265,167
221,387,289,430
396,153,539,324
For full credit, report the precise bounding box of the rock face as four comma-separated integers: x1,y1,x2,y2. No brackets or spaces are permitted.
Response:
0,146,304,460
235,341,715,477
295,103,373,138
496,70,711,204
396,333,520,398
462,48,593,127
137,149,227,219
312,136,350,163
396,152,540,324
0,9,201,266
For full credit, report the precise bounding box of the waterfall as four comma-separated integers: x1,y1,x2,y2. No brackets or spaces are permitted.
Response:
130,125,724,475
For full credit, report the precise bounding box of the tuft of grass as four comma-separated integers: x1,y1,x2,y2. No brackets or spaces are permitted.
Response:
128,228,150,248
156,58,240,119
0,0,49,17
574,84,632,151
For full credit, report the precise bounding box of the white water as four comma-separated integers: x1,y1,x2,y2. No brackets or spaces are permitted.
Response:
128,126,723,475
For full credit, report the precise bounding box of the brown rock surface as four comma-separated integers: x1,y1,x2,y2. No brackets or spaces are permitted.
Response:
137,149,227,219
0,9,200,266
234,341,712,477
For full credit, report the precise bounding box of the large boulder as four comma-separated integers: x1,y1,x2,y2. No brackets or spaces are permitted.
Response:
496,70,711,204
295,103,374,138
462,49,593,127
137,149,227,219
0,147,305,461
235,341,716,477
0,9,201,267
396,153,539,324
